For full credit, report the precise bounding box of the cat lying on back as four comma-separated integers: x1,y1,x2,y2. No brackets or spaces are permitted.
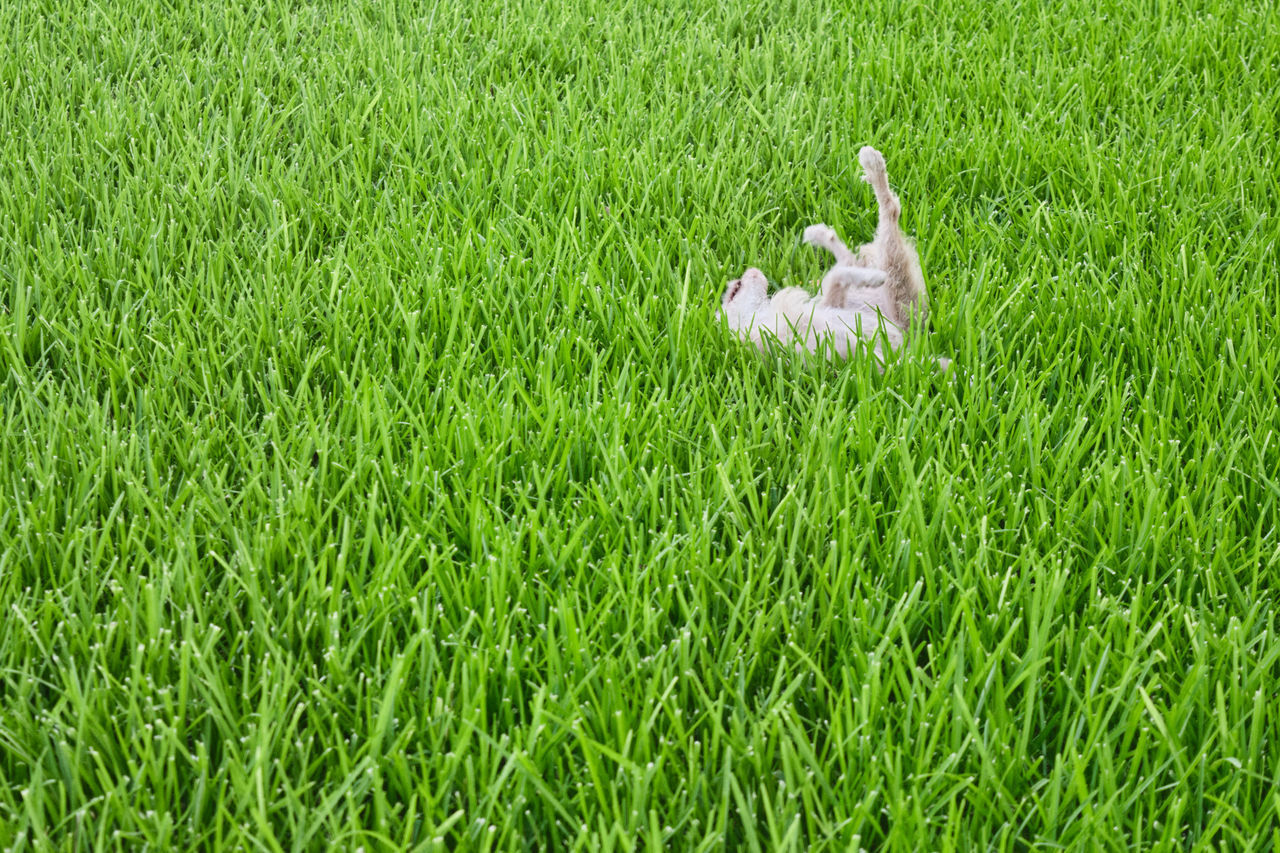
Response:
719,146,948,369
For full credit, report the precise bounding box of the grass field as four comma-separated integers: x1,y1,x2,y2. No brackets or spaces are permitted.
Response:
2,0,1278,848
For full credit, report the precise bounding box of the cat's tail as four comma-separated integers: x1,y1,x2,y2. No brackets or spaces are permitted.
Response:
859,147,929,329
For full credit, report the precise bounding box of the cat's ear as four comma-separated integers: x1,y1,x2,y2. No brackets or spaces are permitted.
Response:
723,268,768,307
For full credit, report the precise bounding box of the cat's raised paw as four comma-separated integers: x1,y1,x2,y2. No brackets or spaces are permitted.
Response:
858,146,886,180
802,223,839,248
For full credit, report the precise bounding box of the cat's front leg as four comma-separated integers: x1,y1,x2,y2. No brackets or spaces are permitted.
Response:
802,223,858,266
819,265,887,308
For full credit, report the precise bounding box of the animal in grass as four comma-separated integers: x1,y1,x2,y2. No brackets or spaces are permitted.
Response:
719,146,948,369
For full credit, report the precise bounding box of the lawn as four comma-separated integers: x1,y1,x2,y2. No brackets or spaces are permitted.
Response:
2,0,1278,849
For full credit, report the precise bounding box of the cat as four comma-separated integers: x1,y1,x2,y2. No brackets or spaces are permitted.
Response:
719,146,946,369
718,264,905,362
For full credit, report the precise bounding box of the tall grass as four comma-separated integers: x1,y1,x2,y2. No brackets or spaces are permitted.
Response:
2,0,1278,848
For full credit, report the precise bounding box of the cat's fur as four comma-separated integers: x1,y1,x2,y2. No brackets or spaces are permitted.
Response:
719,146,945,368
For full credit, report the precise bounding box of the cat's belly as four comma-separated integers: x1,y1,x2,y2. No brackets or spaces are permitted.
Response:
751,304,901,359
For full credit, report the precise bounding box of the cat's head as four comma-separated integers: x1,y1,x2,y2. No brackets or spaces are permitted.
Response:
719,267,769,328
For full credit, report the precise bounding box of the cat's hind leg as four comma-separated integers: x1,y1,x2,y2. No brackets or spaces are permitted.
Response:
858,146,928,327
859,147,901,224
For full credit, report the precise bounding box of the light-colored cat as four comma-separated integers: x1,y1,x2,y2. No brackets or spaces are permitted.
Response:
719,146,946,368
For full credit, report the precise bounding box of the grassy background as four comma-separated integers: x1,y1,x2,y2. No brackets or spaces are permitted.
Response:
2,0,1278,848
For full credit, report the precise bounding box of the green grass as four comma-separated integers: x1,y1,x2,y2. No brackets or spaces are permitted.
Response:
2,0,1278,848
